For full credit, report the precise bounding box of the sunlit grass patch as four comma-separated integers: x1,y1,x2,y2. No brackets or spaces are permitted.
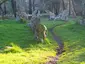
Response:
3,43,24,53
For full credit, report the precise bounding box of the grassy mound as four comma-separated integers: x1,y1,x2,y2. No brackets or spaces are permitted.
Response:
54,21,85,64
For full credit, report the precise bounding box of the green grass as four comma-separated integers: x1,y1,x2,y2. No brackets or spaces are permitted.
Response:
0,19,65,64
54,21,85,64
1,18,84,64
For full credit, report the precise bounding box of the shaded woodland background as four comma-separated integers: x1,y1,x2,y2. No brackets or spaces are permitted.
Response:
0,0,85,21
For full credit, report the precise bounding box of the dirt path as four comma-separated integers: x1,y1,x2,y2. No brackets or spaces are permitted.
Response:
46,22,66,64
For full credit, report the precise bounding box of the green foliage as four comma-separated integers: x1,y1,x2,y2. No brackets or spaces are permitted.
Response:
20,18,27,23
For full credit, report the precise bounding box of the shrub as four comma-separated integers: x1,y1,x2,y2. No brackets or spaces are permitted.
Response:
20,18,27,23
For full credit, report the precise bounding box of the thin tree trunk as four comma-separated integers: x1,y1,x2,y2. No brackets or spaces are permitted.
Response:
4,3,6,15
33,0,35,11
59,0,64,13
29,0,32,14
11,0,16,18
69,0,76,17
29,0,32,19
0,5,4,19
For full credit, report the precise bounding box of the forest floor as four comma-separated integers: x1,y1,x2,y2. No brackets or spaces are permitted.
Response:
0,18,85,64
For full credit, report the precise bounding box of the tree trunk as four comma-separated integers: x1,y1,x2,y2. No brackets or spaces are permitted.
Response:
0,5,4,19
29,0,32,14
11,0,16,18
29,0,47,42
3,3,6,15
29,0,32,19
69,0,76,17
59,0,65,13
33,0,35,11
